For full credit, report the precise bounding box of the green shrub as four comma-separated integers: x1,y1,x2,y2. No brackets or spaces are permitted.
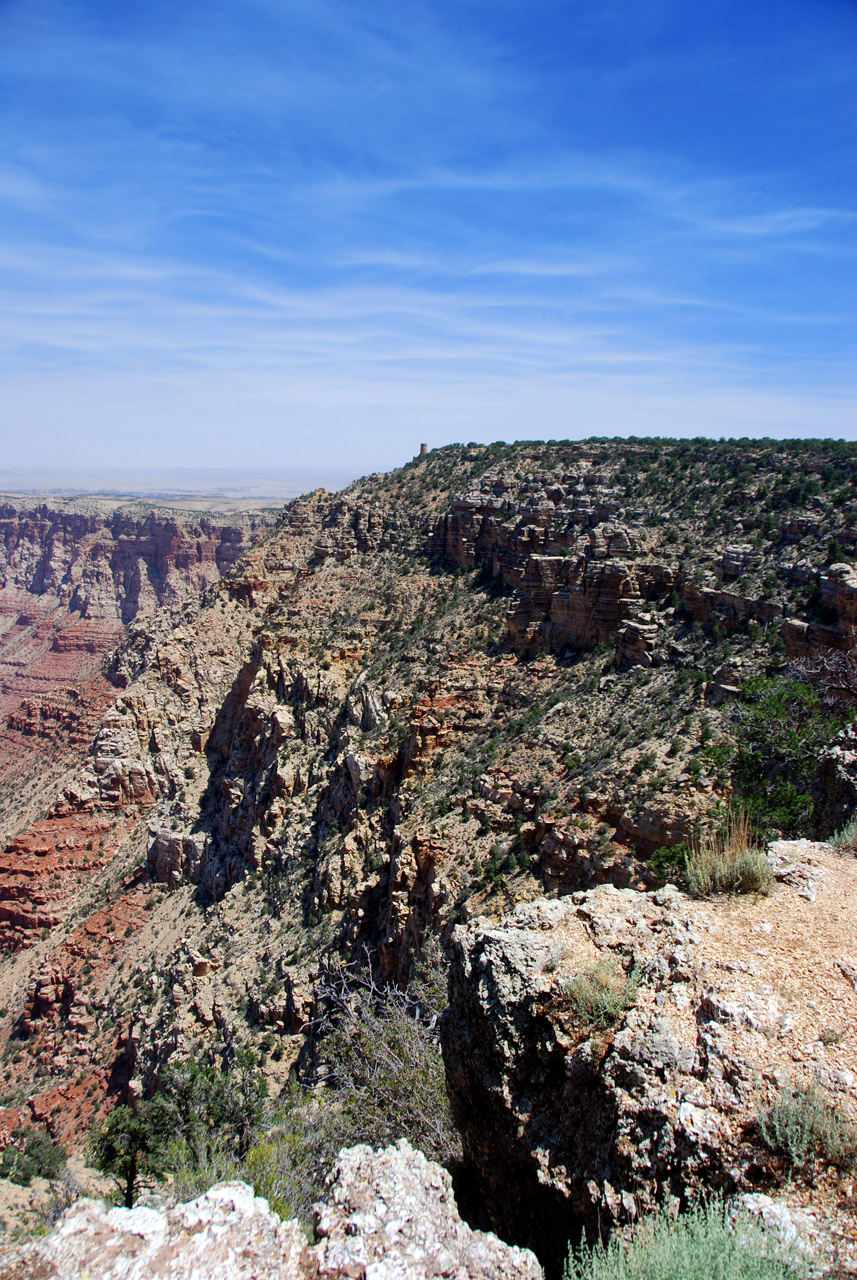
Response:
563,958,639,1026
245,942,458,1224
166,1133,239,1204
157,1048,268,1165
243,1087,344,1222
314,942,457,1168
633,751,656,777
684,809,772,897
565,1197,807,1280
649,843,689,883
831,815,857,855
757,1082,857,1171
88,1100,172,1207
89,1051,268,1207
730,677,844,837
0,1127,67,1186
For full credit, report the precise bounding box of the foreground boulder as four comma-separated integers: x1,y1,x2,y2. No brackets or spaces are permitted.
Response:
0,1141,542,1280
314,1141,541,1278
0,1182,312,1280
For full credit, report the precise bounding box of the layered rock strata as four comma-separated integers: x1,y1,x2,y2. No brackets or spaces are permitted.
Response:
0,496,273,844
431,484,857,661
0,497,270,623
0,497,274,943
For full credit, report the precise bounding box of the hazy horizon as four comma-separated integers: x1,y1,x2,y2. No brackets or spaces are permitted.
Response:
0,466,365,509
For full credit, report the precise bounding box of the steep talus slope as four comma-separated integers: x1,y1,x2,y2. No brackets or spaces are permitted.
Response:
0,439,855,1159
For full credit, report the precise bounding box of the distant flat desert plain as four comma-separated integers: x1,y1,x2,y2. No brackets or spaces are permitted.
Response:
0,467,359,510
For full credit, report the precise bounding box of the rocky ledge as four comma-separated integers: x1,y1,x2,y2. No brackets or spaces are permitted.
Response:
443,843,857,1275
0,1141,542,1280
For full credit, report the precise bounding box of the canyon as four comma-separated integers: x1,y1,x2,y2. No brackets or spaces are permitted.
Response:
0,439,855,1275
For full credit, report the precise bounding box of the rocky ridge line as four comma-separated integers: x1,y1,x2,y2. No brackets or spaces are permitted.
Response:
0,1141,543,1280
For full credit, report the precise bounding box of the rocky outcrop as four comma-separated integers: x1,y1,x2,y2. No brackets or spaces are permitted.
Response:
506,553,649,653
314,1141,542,1278
0,1182,314,1280
823,565,857,641
781,566,857,660
431,481,664,656
0,1144,542,1280
432,480,857,660
147,827,203,884
0,811,128,948
442,851,857,1276
443,888,716,1272
435,489,710,660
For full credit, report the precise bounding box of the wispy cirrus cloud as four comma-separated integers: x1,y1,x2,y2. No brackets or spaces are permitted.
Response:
0,0,854,469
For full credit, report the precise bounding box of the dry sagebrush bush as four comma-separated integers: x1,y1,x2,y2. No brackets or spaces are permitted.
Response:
685,808,772,897
563,958,640,1027
565,1198,807,1280
757,1081,857,1172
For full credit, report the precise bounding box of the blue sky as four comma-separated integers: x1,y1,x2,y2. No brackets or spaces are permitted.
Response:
0,0,854,475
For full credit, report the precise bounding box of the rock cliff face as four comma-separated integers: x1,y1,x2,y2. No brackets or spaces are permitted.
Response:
0,497,269,622
443,841,857,1275
431,482,857,663
0,496,278,1043
0,1143,542,1280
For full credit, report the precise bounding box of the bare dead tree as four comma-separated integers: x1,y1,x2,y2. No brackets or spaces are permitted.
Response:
308,943,444,1047
788,649,857,709
298,941,456,1165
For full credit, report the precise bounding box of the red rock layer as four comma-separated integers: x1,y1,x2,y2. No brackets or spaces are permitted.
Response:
0,588,123,840
0,813,140,951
